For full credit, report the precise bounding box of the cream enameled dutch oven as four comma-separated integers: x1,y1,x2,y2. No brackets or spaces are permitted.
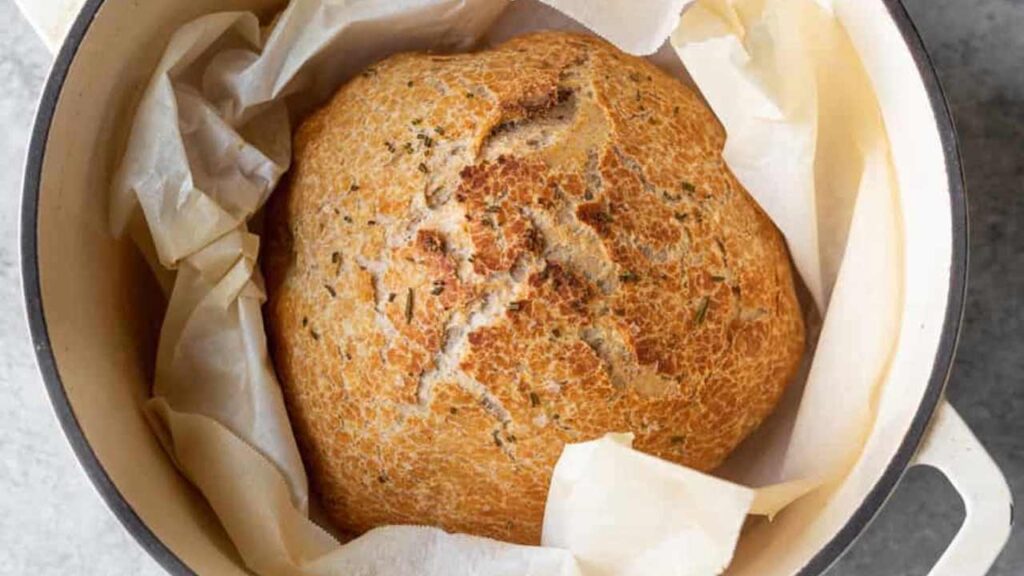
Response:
18,1,1014,575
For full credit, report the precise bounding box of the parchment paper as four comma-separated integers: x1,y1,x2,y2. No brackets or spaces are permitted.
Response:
673,0,903,488
111,0,903,574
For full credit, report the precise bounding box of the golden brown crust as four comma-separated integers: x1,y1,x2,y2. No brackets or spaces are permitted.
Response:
263,32,805,545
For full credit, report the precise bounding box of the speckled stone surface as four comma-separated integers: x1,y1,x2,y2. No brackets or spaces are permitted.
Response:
0,0,1018,574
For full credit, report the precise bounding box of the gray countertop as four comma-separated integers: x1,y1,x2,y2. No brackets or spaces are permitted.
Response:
0,0,1019,574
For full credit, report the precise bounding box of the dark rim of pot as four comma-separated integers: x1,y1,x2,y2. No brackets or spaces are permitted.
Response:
20,1,967,575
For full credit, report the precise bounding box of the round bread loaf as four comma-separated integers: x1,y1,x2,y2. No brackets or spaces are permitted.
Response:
264,31,805,545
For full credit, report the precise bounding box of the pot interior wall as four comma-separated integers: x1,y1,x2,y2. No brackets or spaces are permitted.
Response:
32,0,956,575
35,1,284,574
729,1,957,573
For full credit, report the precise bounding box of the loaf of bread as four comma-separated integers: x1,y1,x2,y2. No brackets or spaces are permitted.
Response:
264,31,805,545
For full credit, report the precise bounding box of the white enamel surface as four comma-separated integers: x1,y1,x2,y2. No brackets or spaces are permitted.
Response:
729,0,960,573
25,0,983,574
912,401,1012,576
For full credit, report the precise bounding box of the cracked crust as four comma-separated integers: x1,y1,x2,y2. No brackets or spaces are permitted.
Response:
263,32,805,544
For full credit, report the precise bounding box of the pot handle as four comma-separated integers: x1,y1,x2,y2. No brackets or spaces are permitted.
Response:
912,400,1013,576
14,0,86,54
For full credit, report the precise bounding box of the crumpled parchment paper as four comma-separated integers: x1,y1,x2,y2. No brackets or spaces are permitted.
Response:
110,0,903,574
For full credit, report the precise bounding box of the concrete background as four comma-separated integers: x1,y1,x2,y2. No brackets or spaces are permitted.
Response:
0,0,1019,573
